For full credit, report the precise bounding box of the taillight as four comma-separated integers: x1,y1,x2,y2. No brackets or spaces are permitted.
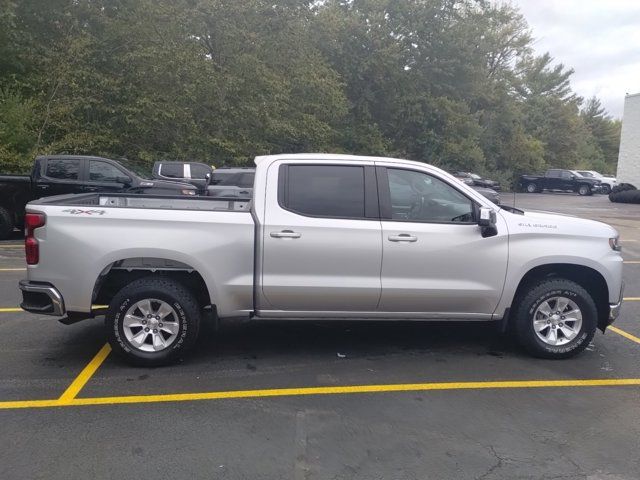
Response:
25,213,45,265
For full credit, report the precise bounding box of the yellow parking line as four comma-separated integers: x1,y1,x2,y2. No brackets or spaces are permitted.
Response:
58,343,112,403
0,268,26,271
0,307,22,312
624,297,640,301
0,244,23,248
624,261,640,264
1,378,640,410
609,326,640,345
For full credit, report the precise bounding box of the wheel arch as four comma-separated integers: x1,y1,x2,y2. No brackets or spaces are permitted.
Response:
92,257,212,309
510,263,609,331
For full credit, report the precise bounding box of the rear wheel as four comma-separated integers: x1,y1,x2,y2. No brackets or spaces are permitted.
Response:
601,185,611,195
513,278,597,359
106,276,201,366
0,207,14,240
526,182,538,193
578,185,590,196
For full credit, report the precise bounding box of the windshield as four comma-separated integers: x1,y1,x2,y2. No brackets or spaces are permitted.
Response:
470,173,481,180
578,171,594,178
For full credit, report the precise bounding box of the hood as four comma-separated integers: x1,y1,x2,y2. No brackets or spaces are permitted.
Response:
509,209,618,238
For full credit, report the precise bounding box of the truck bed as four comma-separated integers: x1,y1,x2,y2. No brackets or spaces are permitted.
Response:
0,174,31,183
30,192,251,212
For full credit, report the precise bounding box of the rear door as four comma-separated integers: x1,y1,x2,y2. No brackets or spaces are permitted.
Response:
260,161,382,313
35,158,84,198
377,165,508,316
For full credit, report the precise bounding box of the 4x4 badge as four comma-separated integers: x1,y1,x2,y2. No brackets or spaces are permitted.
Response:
62,209,106,215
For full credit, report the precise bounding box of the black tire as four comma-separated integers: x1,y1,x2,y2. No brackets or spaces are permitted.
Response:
526,182,538,193
105,276,201,366
577,184,590,196
513,278,597,359
0,207,14,240
600,185,611,195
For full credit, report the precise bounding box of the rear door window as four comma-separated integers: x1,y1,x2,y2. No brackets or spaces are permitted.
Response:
281,165,365,218
45,159,81,180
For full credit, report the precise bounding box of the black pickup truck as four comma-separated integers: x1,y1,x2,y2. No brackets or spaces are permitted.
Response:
0,155,197,239
518,169,602,196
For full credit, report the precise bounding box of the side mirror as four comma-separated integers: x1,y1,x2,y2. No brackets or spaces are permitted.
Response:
205,172,212,186
478,206,498,237
116,176,132,185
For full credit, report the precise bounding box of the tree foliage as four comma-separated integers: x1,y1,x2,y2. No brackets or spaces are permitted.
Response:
0,0,621,180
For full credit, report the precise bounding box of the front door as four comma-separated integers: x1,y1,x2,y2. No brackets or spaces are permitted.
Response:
377,166,509,316
260,162,382,313
85,159,130,193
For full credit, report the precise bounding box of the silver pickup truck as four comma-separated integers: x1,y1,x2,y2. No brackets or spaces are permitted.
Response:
19,154,624,366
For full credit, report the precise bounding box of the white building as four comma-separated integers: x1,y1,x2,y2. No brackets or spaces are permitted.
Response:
616,93,640,187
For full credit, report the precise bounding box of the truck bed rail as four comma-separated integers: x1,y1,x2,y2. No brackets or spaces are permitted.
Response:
29,192,251,212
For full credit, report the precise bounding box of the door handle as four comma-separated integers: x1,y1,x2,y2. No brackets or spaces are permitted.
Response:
388,233,417,242
270,230,301,239
38,184,50,190
83,186,98,192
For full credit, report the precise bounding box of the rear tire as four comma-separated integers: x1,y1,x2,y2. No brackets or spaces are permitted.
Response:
526,183,538,193
0,207,14,240
578,185,590,196
601,185,611,195
513,278,597,359
105,276,201,367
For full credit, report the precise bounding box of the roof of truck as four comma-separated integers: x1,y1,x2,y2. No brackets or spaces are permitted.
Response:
254,153,428,168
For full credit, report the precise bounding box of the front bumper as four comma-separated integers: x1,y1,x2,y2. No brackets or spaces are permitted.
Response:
19,280,66,316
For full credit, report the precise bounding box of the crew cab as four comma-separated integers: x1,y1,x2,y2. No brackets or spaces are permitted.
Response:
0,155,197,239
19,154,624,366
519,169,602,195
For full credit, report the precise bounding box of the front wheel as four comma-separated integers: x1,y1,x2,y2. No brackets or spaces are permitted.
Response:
106,276,201,366
513,278,597,359
578,185,590,196
526,182,538,193
601,185,611,195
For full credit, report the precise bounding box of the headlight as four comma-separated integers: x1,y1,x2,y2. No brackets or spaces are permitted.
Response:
181,189,196,196
609,237,622,252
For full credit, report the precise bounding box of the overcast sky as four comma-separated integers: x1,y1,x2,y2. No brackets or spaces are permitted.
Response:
509,0,640,118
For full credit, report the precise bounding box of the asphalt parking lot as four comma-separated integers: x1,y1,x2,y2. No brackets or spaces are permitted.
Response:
1,192,639,479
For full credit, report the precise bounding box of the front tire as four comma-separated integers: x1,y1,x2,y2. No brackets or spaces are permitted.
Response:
106,276,201,366
513,278,597,359
601,185,611,195
578,185,590,196
526,182,538,193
